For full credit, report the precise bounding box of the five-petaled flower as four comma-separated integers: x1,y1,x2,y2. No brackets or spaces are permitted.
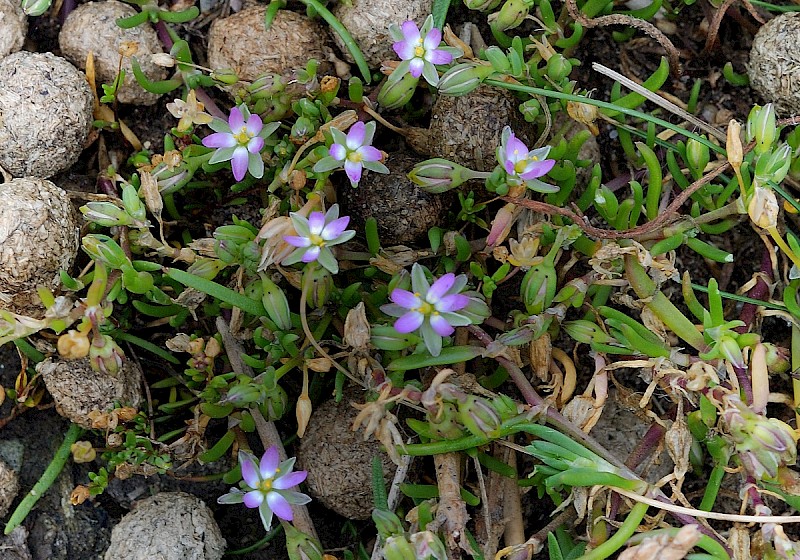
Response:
382,263,488,356
313,121,388,187
166,89,213,133
217,446,311,532
283,204,355,274
389,15,458,86
202,104,279,182
497,126,558,193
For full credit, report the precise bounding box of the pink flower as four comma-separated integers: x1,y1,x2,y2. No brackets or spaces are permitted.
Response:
496,126,558,193
217,446,311,531
283,204,355,273
203,104,279,182
388,15,457,86
313,121,388,187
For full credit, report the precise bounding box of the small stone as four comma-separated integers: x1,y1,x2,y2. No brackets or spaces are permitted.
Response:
0,457,19,518
332,0,431,68
749,13,800,116
0,178,79,317
37,357,143,430
0,52,93,178
104,492,225,560
297,392,396,519
59,1,168,105
0,0,26,59
339,150,447,245
207,7,332,82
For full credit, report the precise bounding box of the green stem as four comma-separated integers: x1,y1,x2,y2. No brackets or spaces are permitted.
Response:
698,465,725,511
294,0,371,83
4,423,83,535
578,501,649,560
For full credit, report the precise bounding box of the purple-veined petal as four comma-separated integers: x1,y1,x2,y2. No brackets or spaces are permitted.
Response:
203,131,237,149
248,151,264,179
230,146,249,181
393,39,416,61
260,446,280,478
245,113,263,136
307,211,326,235
420,321,443,357
408,57,424,78
274,470,307,490
301,245,321,263
247,136,264,154
437,293,469,312
346,121,366,150
329,143,347,162
243,489,265,508
394,310,424,333
357,145,383,162
390,288,421,309
258,501,275,531
239,452,261,488
423,28,442,51
267,492,293,521
229,106,245,130
321,216,350,240
283,235,311,248
430,313,455,336
344,159,364,185
427,273,455,303
427,48,453,65
400,20,421,44
519,159,555,180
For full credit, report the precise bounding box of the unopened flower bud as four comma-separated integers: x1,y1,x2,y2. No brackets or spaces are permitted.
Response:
408,158,474,193
260,274,292,330
748,186,779,229
754,144,793,187
377,71,419,110
211,68,239,85
372,508,405,539
459,395,502,438
81,201,135,228
285,523,325,560
686,137,710,178
546,53,572,82
150,53,175,67
410,531,447,560
464,0,502,11
521,263,557,315
563,320,610,345
296,392,312,438
383,535,417,560
71,441,96,463
718,336,745,369
436,62,494,96
302,266,333,309
259,384,288,421
371,325,419,351
89,334,124,376
746,104,776,155
21,0,51,16
488,0,530,31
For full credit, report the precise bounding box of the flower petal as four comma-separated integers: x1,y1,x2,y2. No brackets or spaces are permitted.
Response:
410,263,430,294
427,273,455,303
440,311,472,327
357,146,383,163
260,446,280,478
289,213,311,237
247,136,265,154
248,152,264,179
393,39,415,60
302,245,321,263
230,146,249,181
381,303,409,317
284,235,311,248
243,489,265,508
314,155,343,173
344,159,364,185
423,28,442,50
245,113,263,136
239,451,261,488
408,58,424,78
203,132,237,149
400,20,421,44
427,48,453,65
267,491,293,521
282,247,308,267
274,470,307,490
208,146,236,165
279,490,312,506
229,106,245,130
519,159,555,180
436,293,469,312
430,313,455,336
329,143,347,162
390,288,421,308
321,216,351,240
217,488,245,505
307,211,326,235
346,121,366,150
394,311,424,333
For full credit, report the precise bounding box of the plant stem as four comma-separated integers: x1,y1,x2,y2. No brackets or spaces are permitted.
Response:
4,423,83,535
579,501,649,560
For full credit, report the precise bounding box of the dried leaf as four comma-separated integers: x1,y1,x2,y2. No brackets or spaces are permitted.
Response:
618,525,701,560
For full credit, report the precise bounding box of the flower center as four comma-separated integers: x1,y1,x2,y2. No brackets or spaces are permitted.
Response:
414,45,426,58
309,233,324,246
415,301,434,315
259,479,273,492
234,126,253,145
347,151,363,164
